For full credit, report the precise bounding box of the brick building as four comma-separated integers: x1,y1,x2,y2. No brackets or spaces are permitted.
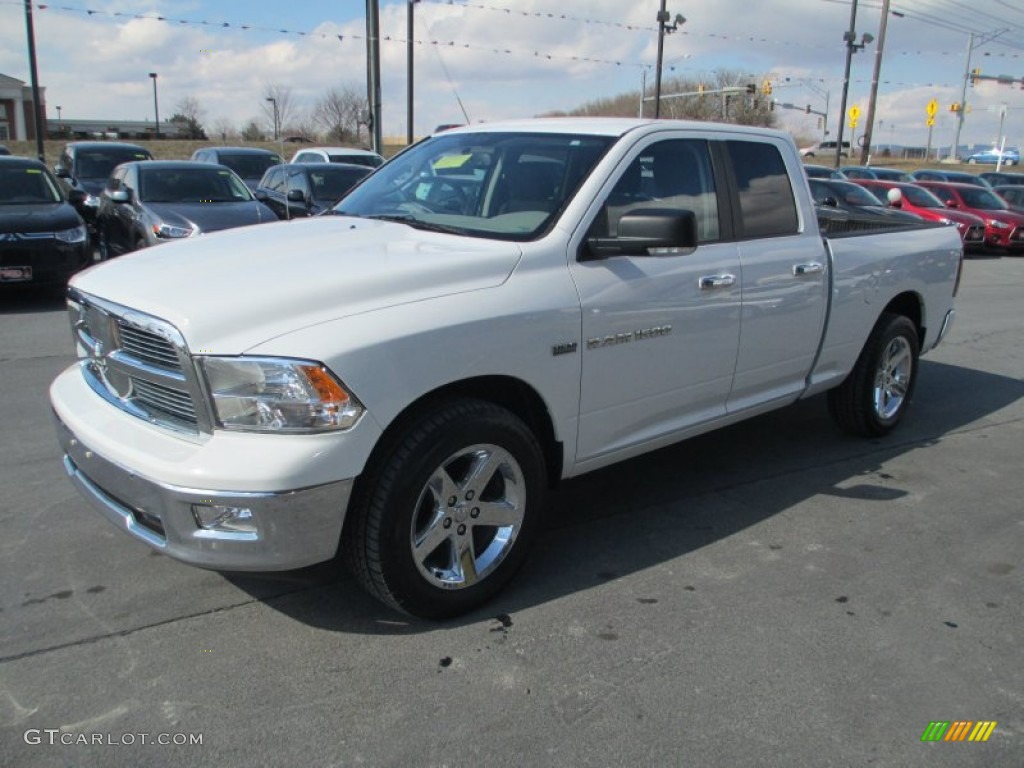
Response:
0,72,46,142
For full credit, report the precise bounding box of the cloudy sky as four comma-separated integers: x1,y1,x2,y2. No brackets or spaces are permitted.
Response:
2,0,1023,151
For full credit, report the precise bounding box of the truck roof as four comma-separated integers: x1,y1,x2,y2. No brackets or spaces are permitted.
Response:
441,117,794,143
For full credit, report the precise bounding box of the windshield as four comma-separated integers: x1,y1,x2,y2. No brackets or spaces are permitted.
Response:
75,149,151,179
330,154,383,168
335,131,614,240
219,153,283,179
900,185,944,208
310,167,371,203
958,186,1007,210
139,167,254,203
0,166,62,204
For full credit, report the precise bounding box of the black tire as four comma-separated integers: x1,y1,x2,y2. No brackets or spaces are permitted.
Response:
133,237,147,253
828,312,920,437
343,398,547,619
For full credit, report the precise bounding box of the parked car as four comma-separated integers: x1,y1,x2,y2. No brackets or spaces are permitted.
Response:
840,166,912,181
799,140,850,158
979,171,1024,187
916,180,1024,252
95,161,276,258
53,141,154,235
807,178,921,222
803,164,846,179
992,185,1024,213
0,144,11,156
852,179,986,250
910,169,991,187
255,162,372,219
190,147,284,191
289,146,385,168
964,147,1019,166
0,156,91,289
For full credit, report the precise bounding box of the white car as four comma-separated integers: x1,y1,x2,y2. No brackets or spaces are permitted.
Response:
289,146,384,169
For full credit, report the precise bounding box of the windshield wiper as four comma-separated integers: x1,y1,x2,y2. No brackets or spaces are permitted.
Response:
358,213,465,235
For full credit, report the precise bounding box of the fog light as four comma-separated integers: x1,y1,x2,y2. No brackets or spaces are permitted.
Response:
191,503,257,534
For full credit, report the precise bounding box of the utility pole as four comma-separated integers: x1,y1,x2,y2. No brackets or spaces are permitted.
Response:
23,0,45,160
366,0,382,154
859,0,891,165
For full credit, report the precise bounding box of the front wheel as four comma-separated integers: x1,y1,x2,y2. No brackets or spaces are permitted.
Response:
343,398,547,619
828,313,920,437
967,158,977,165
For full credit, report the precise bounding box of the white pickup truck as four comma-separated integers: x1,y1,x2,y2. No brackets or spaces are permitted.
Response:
51,118,962,618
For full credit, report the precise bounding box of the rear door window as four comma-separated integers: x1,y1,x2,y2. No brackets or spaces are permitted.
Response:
725,141,798,238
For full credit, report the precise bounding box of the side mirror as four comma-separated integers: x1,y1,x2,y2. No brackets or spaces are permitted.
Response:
254,190,269,202
67,188,86,206
585,208,697,260
110,189,130,203
821,196,839,208
286,188,306,203
54,165,70,179
945,199,959,208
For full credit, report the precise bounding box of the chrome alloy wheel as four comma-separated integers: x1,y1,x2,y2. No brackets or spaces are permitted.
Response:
409,443,526,590
873,336,913,420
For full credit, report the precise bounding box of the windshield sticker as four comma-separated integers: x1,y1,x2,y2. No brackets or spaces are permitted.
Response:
26,169,42,174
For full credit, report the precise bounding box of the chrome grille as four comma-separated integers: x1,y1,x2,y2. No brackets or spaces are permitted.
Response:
117,322,182,371
131,378,198,425
68,289,210,435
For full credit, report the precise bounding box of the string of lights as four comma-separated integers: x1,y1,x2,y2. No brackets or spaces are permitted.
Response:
2,0,1019,88
4,0,1022,63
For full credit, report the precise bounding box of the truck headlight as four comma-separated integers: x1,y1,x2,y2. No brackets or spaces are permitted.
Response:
200,357,363,432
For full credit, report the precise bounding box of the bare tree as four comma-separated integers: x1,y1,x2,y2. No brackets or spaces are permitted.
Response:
313,85,366,144
170,96,207,139
210,116,237,142
261,84,297,139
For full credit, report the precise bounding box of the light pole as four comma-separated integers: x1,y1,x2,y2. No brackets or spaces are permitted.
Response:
834,0,873,168
266,97,279,141
407,0,420,145
149,72,160,138
653,1,685,119
55,104,61,129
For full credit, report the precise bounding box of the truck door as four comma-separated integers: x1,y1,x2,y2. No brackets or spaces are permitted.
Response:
720,139,829,412
569,137,742,466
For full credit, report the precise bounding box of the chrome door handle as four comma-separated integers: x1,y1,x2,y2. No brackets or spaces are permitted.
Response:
699,274,736,289
793,262,824,276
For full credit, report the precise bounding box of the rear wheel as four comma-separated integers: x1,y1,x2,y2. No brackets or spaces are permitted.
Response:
343,398,547,619
967,158,978,165
828,312,920,437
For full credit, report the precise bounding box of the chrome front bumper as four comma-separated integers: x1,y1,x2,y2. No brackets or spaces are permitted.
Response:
55,414,352,571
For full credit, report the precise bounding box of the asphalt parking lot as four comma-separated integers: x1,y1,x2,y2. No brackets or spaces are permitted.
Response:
0,254,1021,767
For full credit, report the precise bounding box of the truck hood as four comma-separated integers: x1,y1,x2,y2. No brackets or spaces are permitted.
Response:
70,215,522,352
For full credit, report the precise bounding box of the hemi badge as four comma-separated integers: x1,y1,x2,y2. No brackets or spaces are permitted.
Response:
552,342,578,356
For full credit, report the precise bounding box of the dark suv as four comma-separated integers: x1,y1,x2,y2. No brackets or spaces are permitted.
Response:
190,146,283,190
54,142,154,235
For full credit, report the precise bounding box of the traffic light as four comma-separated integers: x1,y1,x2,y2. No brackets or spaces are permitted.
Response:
805,104,811,114
698,82,705,94
746,83,756,94
950,103,961,112
762,80,772,96
969,68,981,86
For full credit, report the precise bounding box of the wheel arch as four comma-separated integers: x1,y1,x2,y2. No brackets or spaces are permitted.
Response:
357,375,563,494
881,290,924,342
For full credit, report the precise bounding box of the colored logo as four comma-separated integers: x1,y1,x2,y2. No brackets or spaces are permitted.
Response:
921,721,997,742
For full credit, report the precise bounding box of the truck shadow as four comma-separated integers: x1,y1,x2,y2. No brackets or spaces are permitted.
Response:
222,359,1024,633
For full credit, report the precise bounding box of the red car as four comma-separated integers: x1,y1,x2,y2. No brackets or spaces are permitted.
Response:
916,181,1024,252
853,179,986,251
